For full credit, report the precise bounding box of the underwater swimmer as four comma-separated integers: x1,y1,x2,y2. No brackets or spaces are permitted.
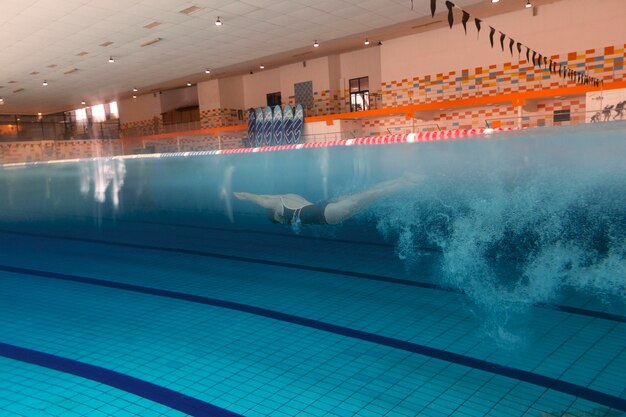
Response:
234,173,424,225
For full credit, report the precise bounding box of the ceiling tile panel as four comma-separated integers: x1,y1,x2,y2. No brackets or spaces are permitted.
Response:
0,0,497,113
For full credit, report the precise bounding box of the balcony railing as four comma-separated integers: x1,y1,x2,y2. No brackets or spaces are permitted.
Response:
0,120,121,142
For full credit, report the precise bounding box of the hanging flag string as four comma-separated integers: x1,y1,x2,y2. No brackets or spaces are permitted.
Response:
420,0,600,87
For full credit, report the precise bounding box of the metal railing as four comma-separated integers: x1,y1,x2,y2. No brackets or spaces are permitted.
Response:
485,109,622,130
0,120,120,142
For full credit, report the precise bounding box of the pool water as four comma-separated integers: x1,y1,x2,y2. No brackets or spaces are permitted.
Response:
0,124,624,416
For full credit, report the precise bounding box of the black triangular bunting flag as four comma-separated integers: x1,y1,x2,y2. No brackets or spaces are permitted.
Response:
489,27,495,48
475,18,482,35
526,47,530,63
509,38,514,56
517,42,522,56
499,32,505,51
445,1,455,28
431,0,436,17
462,11,470,33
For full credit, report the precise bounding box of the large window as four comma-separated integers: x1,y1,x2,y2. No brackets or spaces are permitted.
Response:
349,76,369,112
267,92,281,107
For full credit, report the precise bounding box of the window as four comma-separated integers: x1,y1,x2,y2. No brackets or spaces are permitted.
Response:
267,92,281,107
294,81,313,108
91,104,106,122
553,109,571,123
74,108,87,122
108,101,119,119
349,76,369,112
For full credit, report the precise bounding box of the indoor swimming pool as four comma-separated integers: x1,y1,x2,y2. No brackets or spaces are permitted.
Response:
0,124,624,416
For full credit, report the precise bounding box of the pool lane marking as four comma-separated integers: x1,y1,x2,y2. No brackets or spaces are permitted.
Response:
0,228,623,325
0,342,242,417
0,228,458,293
1,264,624,412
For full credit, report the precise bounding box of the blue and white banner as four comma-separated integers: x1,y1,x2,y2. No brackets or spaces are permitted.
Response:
245,104,304,146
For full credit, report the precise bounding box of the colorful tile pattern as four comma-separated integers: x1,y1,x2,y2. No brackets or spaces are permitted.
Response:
120,117,163,137
200,109,244,129
0,140,122,164
379,44,625,107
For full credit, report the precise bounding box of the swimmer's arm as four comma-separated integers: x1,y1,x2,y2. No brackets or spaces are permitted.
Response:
233,192,282,210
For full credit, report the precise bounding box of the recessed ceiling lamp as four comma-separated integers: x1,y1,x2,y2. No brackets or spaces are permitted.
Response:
205,68,211,74
491,0,499,3
187,82,192,86
364,38,370,45
132,95,137,99
215,16,222,26
42,80,48,86
108,56,114,63
313,40,319,48
259,65,265,69
81,101,86,105
0,97,4,104
37,112,42,116
525,0,532,8
133,87,138,92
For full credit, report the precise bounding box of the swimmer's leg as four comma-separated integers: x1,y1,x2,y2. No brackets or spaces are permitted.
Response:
323,174,424,224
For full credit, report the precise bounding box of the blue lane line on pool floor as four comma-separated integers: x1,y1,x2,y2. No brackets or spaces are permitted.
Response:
0,228,459,293
1,264,625,413
0,228,624,324
0,342,242,417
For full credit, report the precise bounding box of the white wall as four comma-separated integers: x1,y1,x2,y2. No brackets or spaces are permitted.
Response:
197,79,220,111
160,86,198,113
219,77,245,109
118,93,161,124
339,46,382,92
279,56,331,98
243,69,281,109
382,0,626,82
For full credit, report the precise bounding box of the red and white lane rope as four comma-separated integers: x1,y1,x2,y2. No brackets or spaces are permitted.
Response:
1,128,511,167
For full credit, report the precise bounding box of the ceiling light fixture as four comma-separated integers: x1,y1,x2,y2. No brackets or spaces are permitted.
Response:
205,68,211,74
81,101,86,105
187,82,192,86
108,56,114,63
42,80,48,86
259,65,265,69
215,16,222,26
0,97,4,104
133,87,138,92
140,37,162,47
132,95,137,99
364,38,370,45
525,0,532,8
491,0,500,3
313,40,319,48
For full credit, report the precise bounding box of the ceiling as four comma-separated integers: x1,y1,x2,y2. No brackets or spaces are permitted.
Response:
0,0,547,114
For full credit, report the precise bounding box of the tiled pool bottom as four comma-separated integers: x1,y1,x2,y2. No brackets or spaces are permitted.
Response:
0,218,624,417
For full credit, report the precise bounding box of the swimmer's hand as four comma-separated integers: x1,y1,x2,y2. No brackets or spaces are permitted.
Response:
233,192,250,200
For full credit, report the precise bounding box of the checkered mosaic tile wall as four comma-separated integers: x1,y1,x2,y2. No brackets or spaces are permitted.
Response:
286,90,342,116
0,140,123,164
200,109,243,129
362,96,587,133
120,116,163,137
380,44,625,107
